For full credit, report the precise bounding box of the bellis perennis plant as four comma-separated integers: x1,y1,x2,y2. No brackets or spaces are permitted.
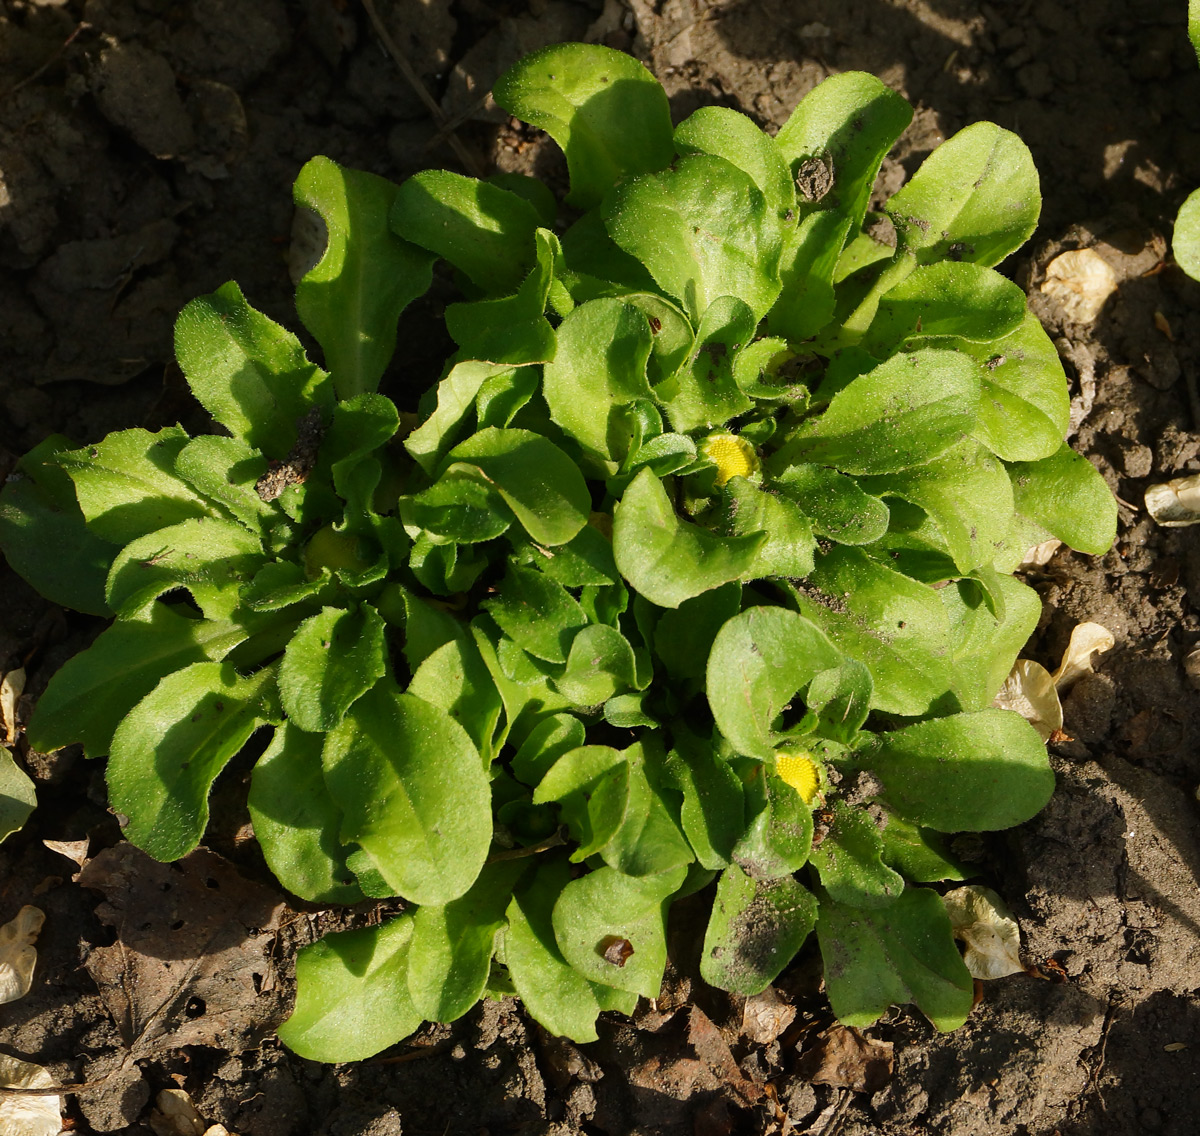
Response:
0,44,1116,1060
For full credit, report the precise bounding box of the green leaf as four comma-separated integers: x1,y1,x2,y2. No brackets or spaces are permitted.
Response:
534,744,628,860
542,297,654,461
528,523,619,587
1191,0,1200,60
941,572,1041,712
175,282,334,459
405,361,517,476
885,121,1040,268
700,863,817,995
407,860,526,1023
278,604,388,732
663,727,745,869
107,660,278,862
446,428,591,547
174,435,275,535
863,262,1028,354
401,470,513,545
731,765,814,879
613,469,764,609
654,296,756,433
493,43,674,211
787,546,953,717
0,746,36,844
805,658,873,744
877,812,967,884
859,441,1014,572
707,606,841,760
28,602,249,757
0,436,114,615
322,681,491,906
444,228,559,364
674,106,794,218
408,636,503,762
809,801,904,908
510,713,587,788
293,155,435,398
554,624,643,707
723,477,816,580
390,170,541,294
552,863,687,997
505,857,631,1043
1007,443,1117,555
279,914,422,1061
105,516,264,621
817,886,973,1031
654,583,741,683
558,210,660,300
862,708,1055,832
604,155,783,323
57,426,215,546
477,366,539,429
774,349,980,476
482,563,589,665
963,312,1071,462
1175,187,1200,283
247,722,364,904
772,464,889,545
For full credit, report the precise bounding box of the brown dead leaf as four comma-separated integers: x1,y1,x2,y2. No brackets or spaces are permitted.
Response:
741,986,797,1046
688,1005,762,1104
795,1024,894,1094
78,843,287,1055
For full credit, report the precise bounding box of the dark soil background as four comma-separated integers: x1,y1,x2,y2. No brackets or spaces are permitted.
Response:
2,1,1199,1133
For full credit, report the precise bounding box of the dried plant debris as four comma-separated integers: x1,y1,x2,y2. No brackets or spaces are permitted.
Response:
0,1054,61,1136
995,621,1114,739
1039,248,1118,323
77,844,286,1055
1050,622,1115,692
150,1088,235,1136
0,906,45,1004
741,986,797,1046
0,667,24,744
1145,474,1200,527
942,885,1024,980
994,660,1063,742
795,1024,894,1094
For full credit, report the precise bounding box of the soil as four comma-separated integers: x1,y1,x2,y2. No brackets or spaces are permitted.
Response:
1,1,1199,1133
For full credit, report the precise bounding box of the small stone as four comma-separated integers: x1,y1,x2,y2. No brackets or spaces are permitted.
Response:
1016,61,1054,99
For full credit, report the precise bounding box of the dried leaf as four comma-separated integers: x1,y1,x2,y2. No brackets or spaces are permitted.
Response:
993,659,1062,741
1051,621,1114,692
0,906,44,1004
1017,538,1062,570
1145,474,1200,527
795,1024,893,1093
741,986,796,1046
78,843,287,1055
42,839,90,872
688,1005,762,1104
0,1055,61,1136
150,1089,206,1136
1039,248,1118,323
942,885,1024,980
0,668,24,745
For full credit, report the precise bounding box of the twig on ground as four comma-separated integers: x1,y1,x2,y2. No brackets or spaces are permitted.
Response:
359,0,483,178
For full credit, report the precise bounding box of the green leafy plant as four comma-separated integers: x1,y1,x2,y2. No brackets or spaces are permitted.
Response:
0,44,1116,1059
1174,0,1200,279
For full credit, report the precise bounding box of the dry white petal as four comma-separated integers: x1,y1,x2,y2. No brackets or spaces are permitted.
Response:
42,839,90,870
799,21,832,36
150,1089,207,1136
1051,622,1115,692
1039,248,1118,323
1017,538,1062,570
1145,474,1200,527
993,659,1062,741
0,667,24,746
0,1054,61,1136
0,906,45,1004
943,885,1025,980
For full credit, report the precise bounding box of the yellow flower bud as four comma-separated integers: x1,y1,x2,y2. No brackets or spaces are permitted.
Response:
775,749,821,804
701,433,759,487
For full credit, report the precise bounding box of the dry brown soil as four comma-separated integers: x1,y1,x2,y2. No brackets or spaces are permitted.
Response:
1,1,1199,1133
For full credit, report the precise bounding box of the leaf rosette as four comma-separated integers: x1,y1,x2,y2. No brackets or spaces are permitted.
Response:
0,44,1116,1058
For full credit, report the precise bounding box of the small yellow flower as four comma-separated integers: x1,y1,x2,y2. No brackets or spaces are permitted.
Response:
775,748,821,804
701,433,759,486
